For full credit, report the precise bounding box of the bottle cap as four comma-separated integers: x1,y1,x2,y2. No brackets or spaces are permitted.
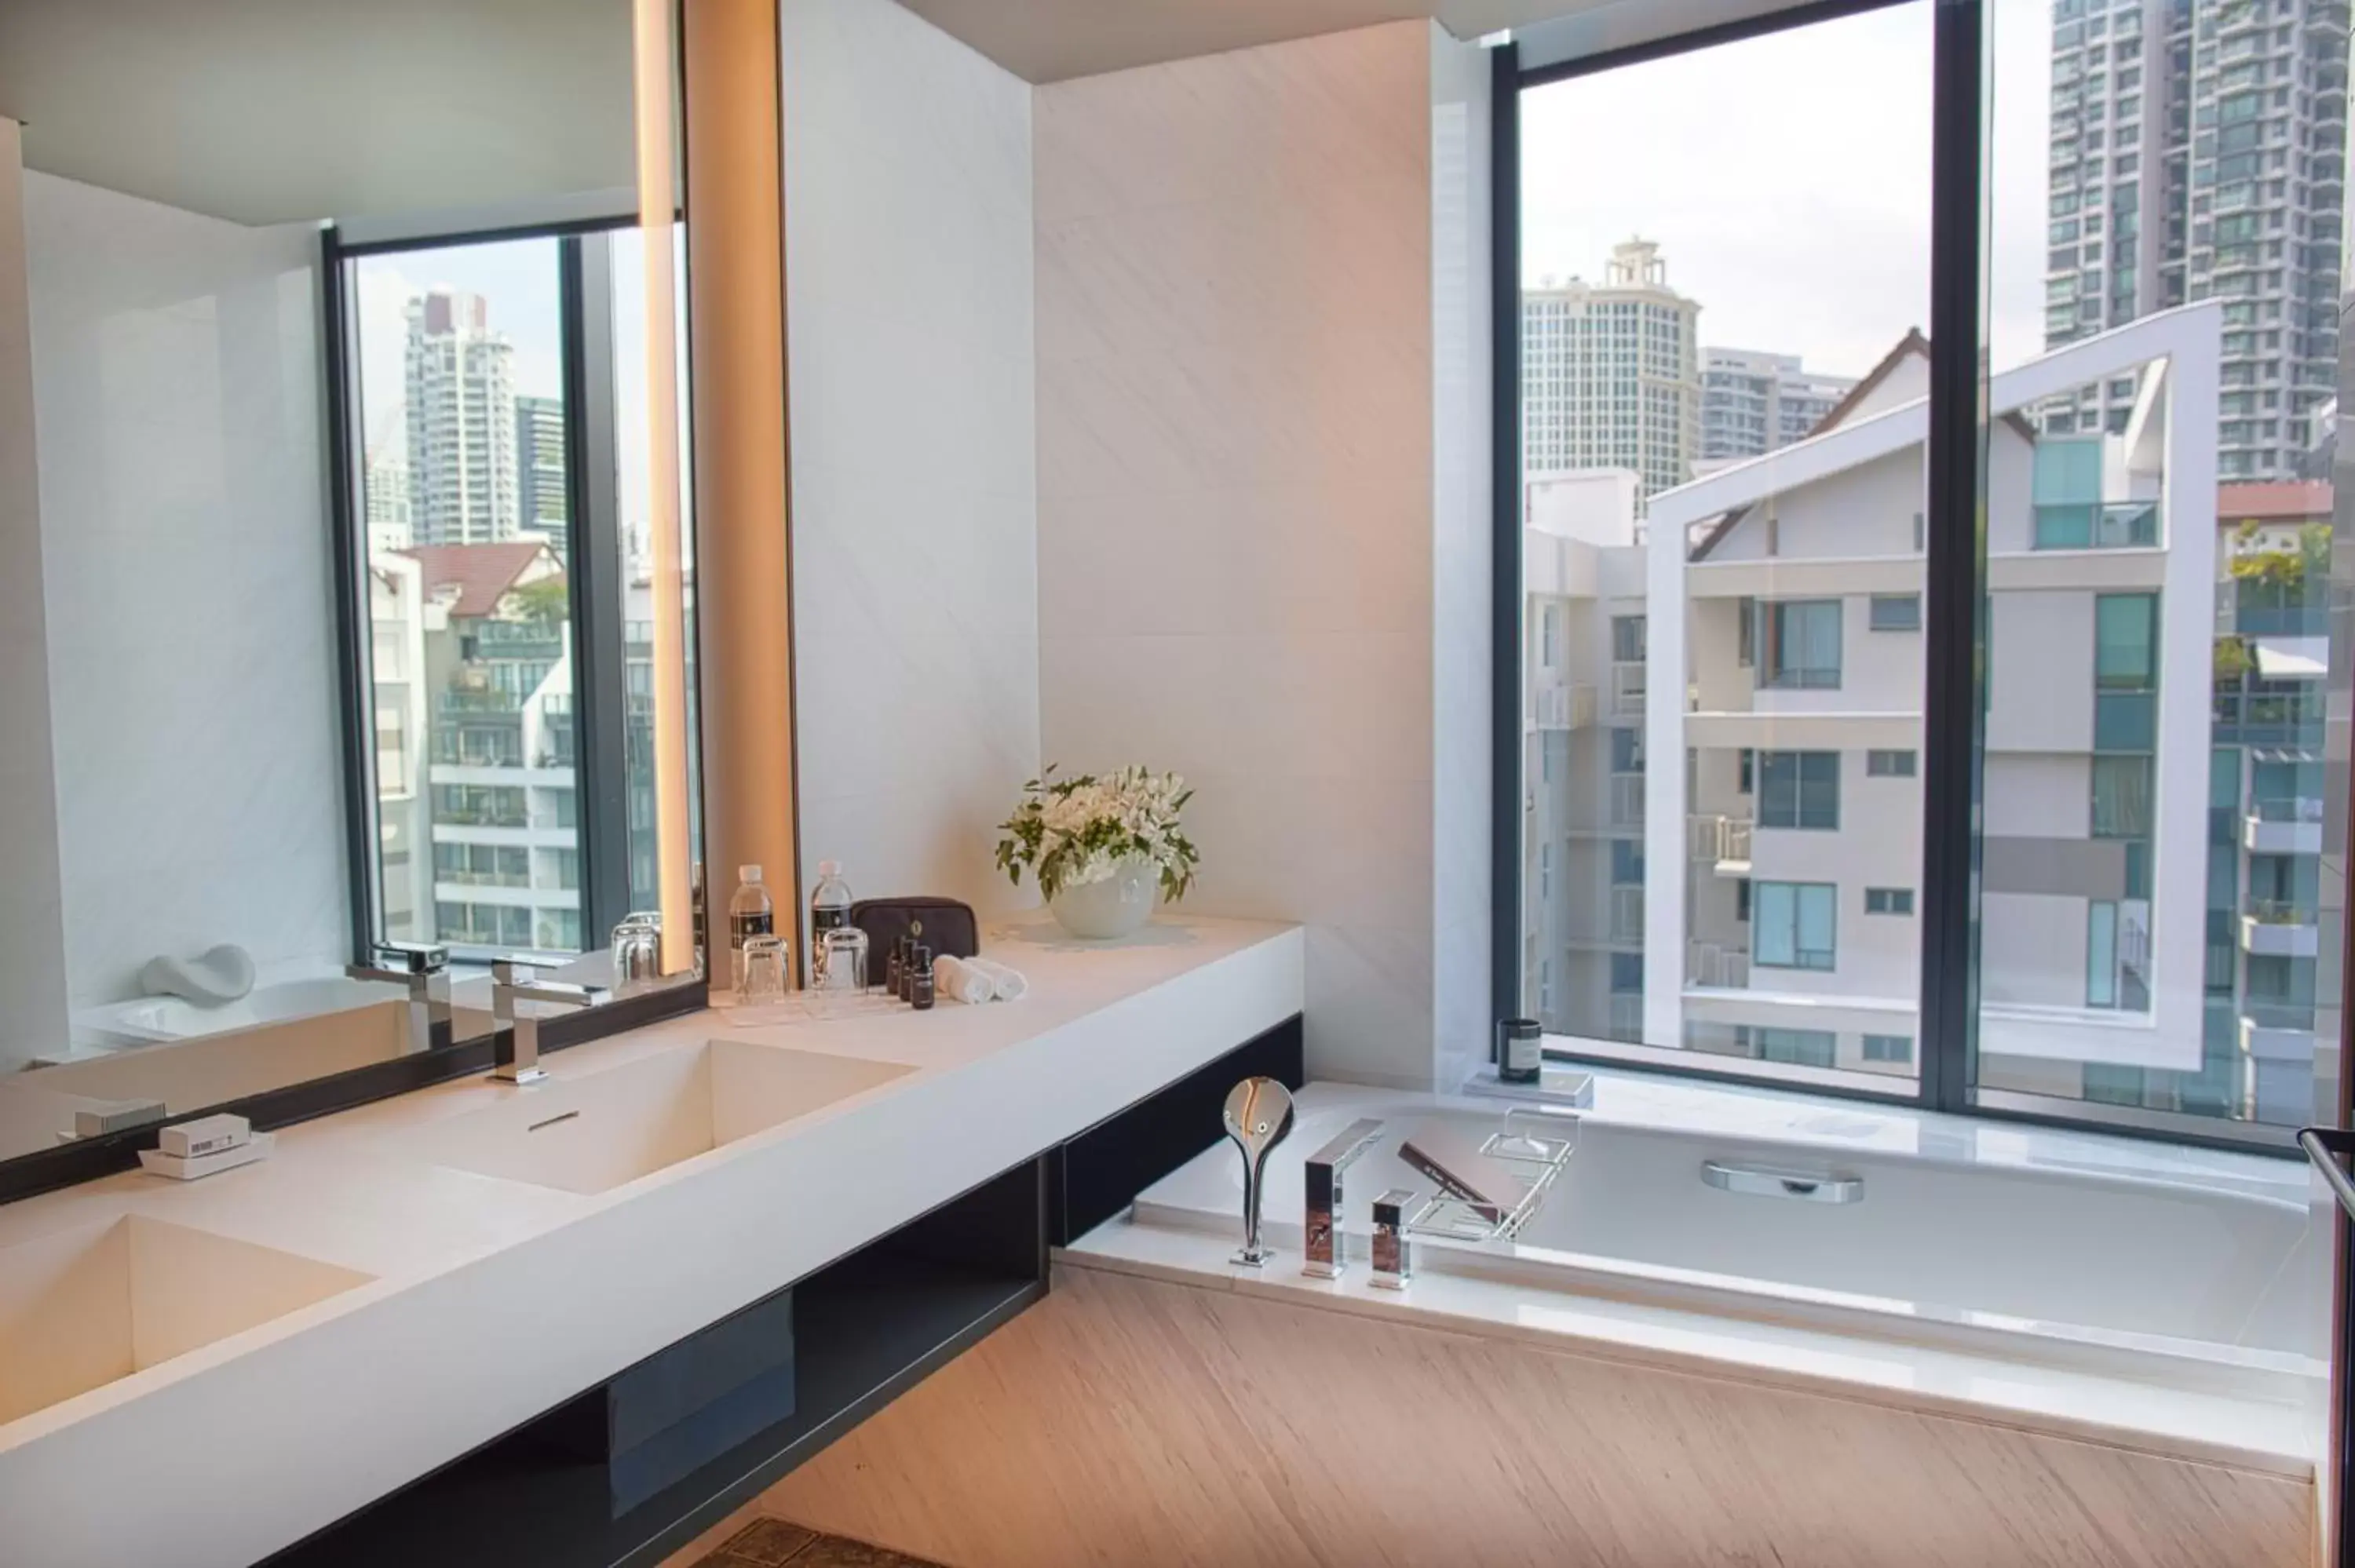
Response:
817,859,842,877
913,944,932,969
739,864,763,881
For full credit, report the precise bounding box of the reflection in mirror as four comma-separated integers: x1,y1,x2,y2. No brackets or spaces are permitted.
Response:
0,0,701,1180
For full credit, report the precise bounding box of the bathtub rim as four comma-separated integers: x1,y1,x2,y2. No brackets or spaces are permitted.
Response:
1129,1079,2326,1417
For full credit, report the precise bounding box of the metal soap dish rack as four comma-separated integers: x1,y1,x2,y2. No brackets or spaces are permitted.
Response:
1401,1107,1579,1244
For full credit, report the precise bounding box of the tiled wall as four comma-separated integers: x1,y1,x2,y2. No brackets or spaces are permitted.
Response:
21,170,344,1010
781,0,1042,929
1034,22,1488,1087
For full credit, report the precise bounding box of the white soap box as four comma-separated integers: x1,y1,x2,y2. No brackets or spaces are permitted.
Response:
159,1112,251,1160
140,1132,273,1181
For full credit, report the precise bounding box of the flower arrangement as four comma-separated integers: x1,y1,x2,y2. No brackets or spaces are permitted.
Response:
995,765,1199,903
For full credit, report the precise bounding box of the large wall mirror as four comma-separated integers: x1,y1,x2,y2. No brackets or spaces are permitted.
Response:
0,0,704,1197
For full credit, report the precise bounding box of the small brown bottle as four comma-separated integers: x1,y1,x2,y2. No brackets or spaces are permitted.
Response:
910,944,936,1011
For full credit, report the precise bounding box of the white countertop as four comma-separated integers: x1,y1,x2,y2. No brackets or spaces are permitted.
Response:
0,913,1302,1568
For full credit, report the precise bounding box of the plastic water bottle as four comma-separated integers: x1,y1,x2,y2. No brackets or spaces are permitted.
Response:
810,860,854,936
728,865,775,996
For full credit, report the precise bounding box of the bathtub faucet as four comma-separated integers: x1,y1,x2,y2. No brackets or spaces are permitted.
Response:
346,942,448,1056
1303,1118,1386,1280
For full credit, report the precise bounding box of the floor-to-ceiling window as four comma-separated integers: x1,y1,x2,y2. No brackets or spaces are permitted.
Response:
331,219,693,963
1498,0,2350,1146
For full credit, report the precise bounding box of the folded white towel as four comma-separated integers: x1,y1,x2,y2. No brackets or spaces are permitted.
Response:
931,954,996,1005
964,954,1029,1001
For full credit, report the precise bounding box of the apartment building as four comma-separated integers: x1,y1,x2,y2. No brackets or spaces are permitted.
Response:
1698,348,1857,466
373,541,585,955
2043,0,2346,482
1523,305,2294,1111
1521,239,1702,501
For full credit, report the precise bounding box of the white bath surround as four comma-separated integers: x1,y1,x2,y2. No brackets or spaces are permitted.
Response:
0,915,1302,1568
1072,1074,2328,1479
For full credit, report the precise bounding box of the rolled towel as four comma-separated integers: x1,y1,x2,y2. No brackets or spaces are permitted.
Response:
964,955,1029,1001
931,954,996,1006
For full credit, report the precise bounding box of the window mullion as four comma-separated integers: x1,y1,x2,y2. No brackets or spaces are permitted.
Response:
561,233,633,950
1919,0,1989,1115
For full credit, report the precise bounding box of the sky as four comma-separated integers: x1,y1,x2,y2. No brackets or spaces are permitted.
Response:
1519,0,2054,381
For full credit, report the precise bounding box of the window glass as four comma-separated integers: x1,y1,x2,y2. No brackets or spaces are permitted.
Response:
1758,751,1840,830
1754,881,1837,971
1517,1,1930,1078
1973,0,2346,1131
1758,600,1844,688
355,239,582,958
1755,1026,1838,1066
1869,593,1923,630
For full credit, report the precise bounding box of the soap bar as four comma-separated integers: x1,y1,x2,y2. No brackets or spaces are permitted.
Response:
159,1112,251,1160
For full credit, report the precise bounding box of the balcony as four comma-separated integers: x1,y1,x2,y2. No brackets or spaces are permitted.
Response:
2244,796,2325,855
2213,686,2325,748
437,688,524,717
1566,885,1645,950
1610,662,1646,718
1688,814,1754,877
1534,684,1597,731
2239,1001,2317,1062
1688,940,1750,990
1608,775,1645,830
2241,899,2320,957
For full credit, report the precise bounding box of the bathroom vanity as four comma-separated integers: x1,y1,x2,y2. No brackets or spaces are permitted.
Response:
0,917,1304,1568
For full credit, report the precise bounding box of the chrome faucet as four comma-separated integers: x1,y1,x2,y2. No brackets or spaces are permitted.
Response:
490,958,607,1085
1302,1118,1385,1280
1371,1188,1416,1289
346,942,449,1056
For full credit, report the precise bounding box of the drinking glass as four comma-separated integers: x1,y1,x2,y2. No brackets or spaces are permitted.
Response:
739,934,789,1005
817,926,869,994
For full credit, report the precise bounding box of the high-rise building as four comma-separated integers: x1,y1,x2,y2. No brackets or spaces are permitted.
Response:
1698,348,1857,465
1522,239,1702,501
404,289,519,546
2041,0,2346,480
516,394,568,551
364,445,412,553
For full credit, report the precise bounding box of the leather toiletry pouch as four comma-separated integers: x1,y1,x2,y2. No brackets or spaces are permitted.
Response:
848,896,979,964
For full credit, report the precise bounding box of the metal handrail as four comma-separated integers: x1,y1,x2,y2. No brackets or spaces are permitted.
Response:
2298,1127,2355,1223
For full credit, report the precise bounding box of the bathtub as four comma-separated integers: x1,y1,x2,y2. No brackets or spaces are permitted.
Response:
72,975,415,1049
1108,1078,2328,1467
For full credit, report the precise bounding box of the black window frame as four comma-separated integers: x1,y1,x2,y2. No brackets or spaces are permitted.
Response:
1487,2,2310,1156
325,214,650,968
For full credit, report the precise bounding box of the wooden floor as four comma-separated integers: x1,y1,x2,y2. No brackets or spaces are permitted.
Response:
751,1264,2313,1568
688,1517,947,1568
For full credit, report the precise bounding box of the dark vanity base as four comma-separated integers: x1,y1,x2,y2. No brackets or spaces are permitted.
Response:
265,1014,1303,1568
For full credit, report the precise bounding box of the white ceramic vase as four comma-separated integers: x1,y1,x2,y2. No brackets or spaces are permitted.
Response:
1047,856,1159,940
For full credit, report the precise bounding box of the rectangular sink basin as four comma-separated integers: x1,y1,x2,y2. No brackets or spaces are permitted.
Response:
0,1216,374,1427
410,1041,914,1195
